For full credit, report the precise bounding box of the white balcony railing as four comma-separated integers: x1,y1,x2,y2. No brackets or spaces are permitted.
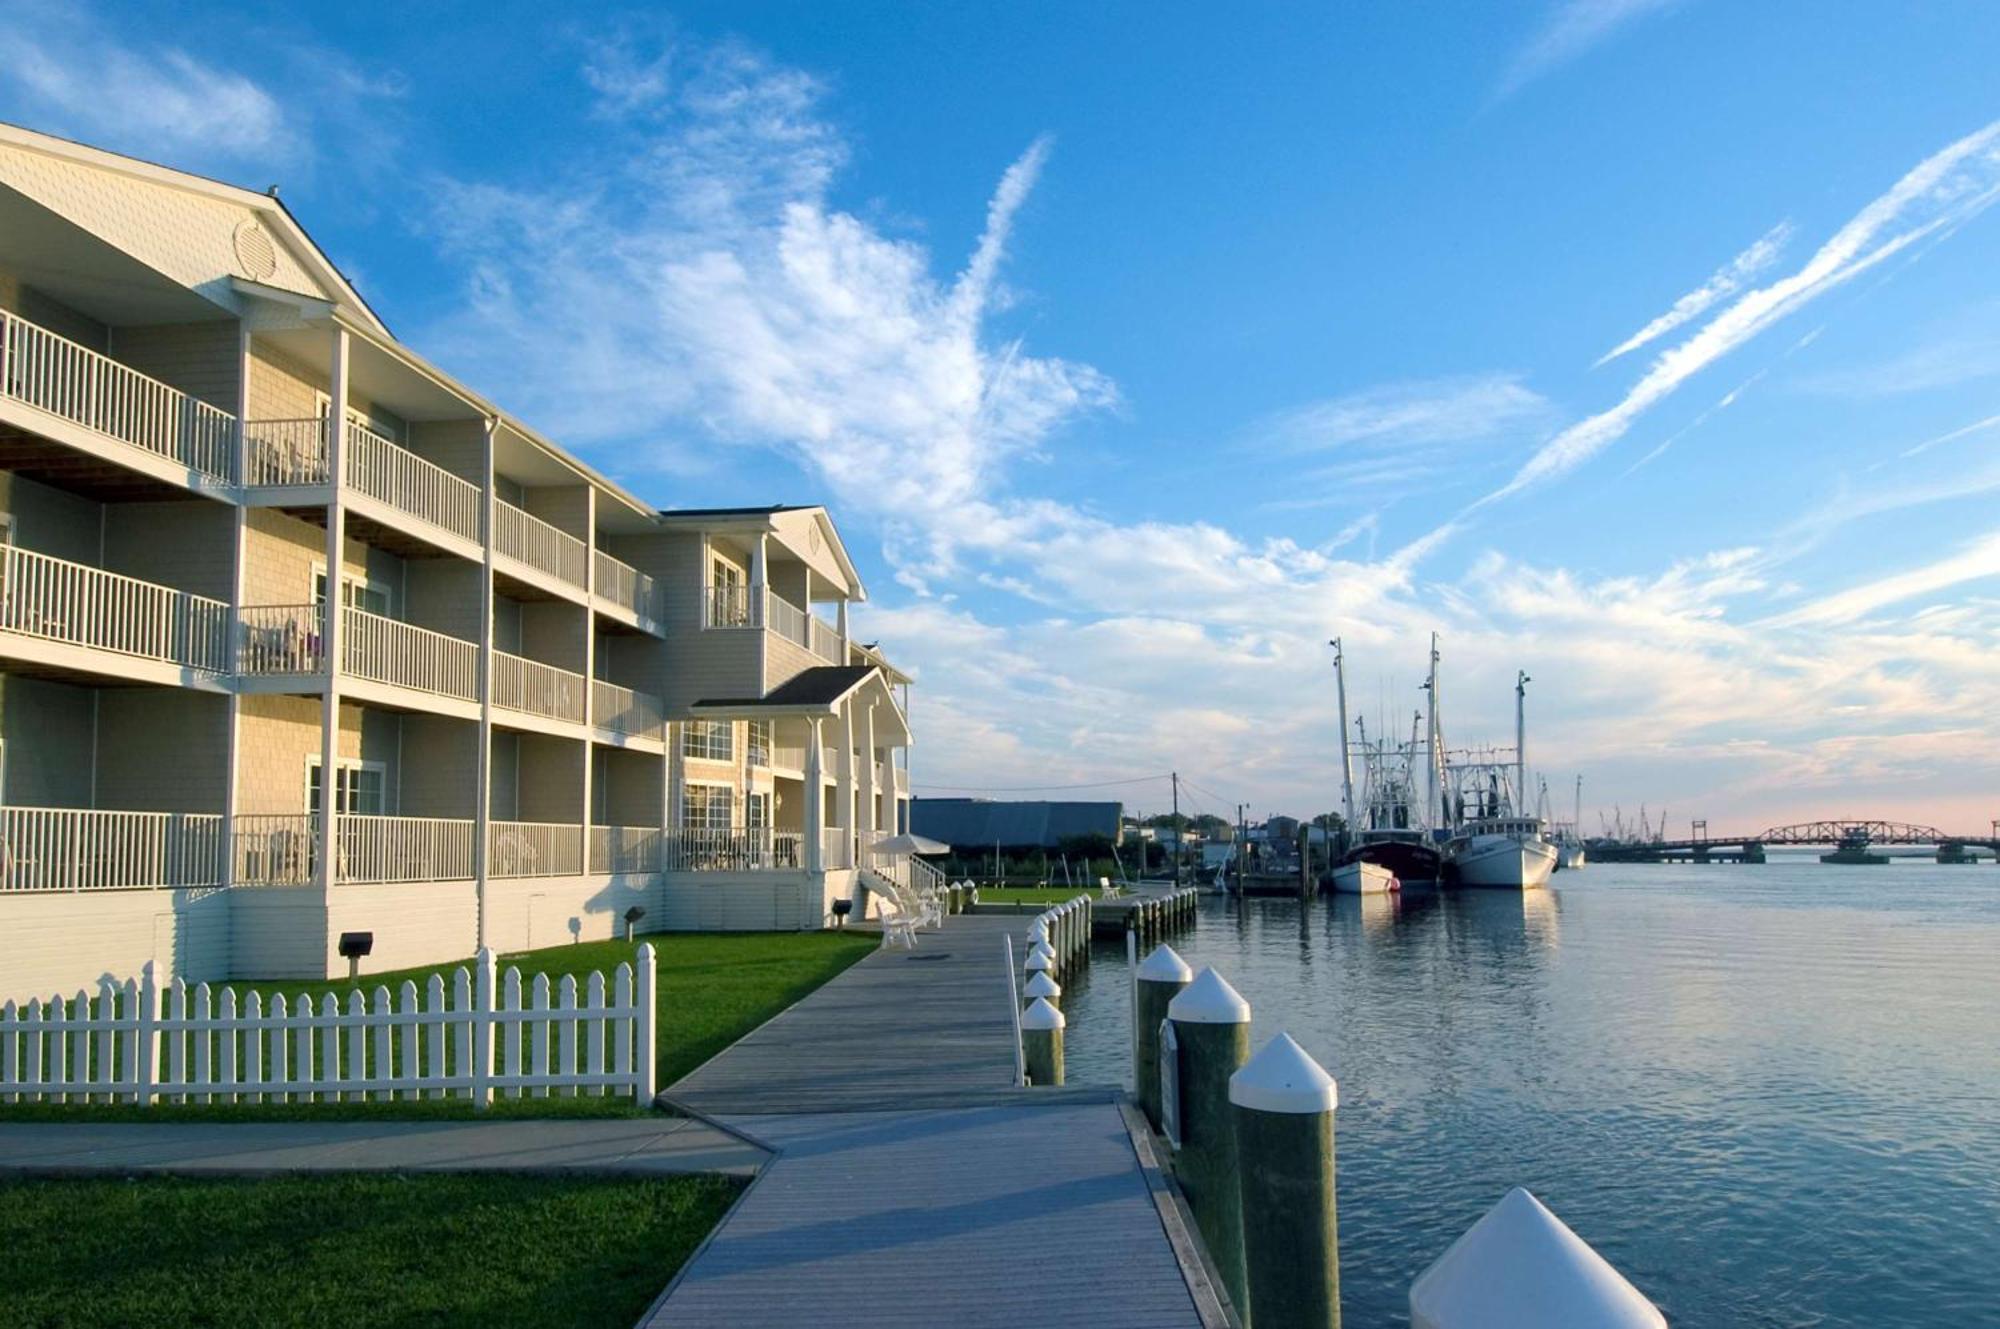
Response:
590,825,662,874
234,814,316,886
809,612,843,662
594,551,659,623
496,501,587,589
0,309,236,484
342,606,478,701
338,815,474,884
666,828,805,872
765,589,810,650
489,820,584,878
704,584,754,628
592,678,663,740
821,827,853,871
344,421,481,544
244,417,328,486
894,766,910,794
494,650,586,723
237,603,324,674
0,807,224,892
0,545,230,674
769,741,807,771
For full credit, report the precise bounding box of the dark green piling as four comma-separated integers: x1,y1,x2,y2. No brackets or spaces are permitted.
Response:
1233,1032,1341,1329
1169,966,1253,1319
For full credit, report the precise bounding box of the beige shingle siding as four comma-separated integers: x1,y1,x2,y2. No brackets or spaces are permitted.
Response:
409,419,487,486
235,695,374,815
489,731,521,819
0,676,96,805
598,748,663,825
93,690,229,813
0,141,324,306
519,600,586,673
765,632,817,693
102,500,236,601
517,733,584,821
522,484,591,538
109,320,240,412
405,559,482,642
0,268,110,349
396,713,475,819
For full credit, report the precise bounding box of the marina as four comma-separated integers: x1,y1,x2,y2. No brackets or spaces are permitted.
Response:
1055,860,2000,1327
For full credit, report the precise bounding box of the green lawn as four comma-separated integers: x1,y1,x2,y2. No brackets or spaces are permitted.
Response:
0,1172,740,1329
0,930,876,1121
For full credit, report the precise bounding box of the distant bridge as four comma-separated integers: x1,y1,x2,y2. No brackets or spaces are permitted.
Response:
1591,818,2000,865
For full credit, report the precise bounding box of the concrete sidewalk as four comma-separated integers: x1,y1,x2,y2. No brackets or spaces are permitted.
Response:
0,1115,766,1177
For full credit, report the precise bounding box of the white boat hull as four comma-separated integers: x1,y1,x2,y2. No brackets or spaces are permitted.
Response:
1451,835,1558,889
1555,844,1586,871
1332,861,1400,894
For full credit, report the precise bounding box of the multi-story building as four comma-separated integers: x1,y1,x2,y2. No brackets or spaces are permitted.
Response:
0,123,916,997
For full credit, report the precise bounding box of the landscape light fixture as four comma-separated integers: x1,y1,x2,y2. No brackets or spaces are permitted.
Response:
623,906,646,943
337,931,374,982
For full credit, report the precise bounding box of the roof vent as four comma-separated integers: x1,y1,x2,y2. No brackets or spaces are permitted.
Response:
233,220,279,281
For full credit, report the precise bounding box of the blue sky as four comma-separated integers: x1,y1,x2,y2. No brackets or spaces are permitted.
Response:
5,1,1999,831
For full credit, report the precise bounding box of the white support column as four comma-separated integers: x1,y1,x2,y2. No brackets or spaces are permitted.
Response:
836,596,850,648
315,325,350,894
472,416,497,948
751,532,768,616
580,488,598,872
222,324,252,888
837,699,856,868
803,716,824,873
858,700,878,859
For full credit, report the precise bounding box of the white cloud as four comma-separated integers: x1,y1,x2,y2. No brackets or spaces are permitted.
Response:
1792,331,2000,398
1477,119,2000,506
0,1,289,162
1595,222,1793,367
1765,531,2000,627
1499,0,1682,96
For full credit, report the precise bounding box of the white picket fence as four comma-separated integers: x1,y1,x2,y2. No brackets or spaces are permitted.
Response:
0,946,657,1107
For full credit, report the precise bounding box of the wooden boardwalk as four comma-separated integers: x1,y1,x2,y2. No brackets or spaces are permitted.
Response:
648,913,1213,1328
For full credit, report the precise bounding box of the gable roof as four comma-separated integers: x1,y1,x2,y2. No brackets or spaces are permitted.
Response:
694,665,876,711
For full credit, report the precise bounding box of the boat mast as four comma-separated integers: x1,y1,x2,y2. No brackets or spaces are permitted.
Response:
1514,670,1530,815
1423,633,1440,831
1331,639,1356,832
1574,774,1583,839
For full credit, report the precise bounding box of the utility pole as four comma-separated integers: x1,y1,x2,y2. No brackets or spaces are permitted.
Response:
1171,771,1181,889
1237,802,1248,896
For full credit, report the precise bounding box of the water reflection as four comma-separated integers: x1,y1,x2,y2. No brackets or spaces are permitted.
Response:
1062,866,2000,1328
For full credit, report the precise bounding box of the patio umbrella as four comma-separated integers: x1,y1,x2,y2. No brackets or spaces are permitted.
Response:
871,833,951,856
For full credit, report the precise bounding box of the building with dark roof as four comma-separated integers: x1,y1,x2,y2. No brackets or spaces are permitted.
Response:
912,798,1124,850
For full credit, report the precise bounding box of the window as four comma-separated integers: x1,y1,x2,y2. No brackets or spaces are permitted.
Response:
312,565,392,617
683,720,734,762
746,720,771,767
305,757,386,815
708,556,749,627
682,784,733,831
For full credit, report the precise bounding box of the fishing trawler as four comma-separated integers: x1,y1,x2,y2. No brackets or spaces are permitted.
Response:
1440,673,1557,889
1329,638,1437,887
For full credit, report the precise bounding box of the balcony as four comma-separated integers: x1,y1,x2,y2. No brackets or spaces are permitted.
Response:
244,418,482,551
496,500,586,592
0,309,236,486
703,585,847,664
237,603,478,705
490,820,584,878
591,825,661,874
494,650,586,725
0,807,224,892
592,679,664,742
234,814,474,886
665,828,805,872
594,550,660,628
0,545,230,677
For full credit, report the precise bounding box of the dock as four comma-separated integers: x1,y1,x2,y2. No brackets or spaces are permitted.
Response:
648,912,1218,1328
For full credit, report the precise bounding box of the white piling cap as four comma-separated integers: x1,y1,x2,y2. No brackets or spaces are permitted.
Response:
1409,1188,1666,1329
1136,943,1194,984
1028,939,1056,962
1028,919,1051,942
1021,996,1067,1030
1167,966,1251,1024
1024,971,1062,999
1024,950,1054,974
1229,1032,1337,1114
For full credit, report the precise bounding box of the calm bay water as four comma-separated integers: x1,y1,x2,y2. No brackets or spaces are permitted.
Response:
1056,856,2000,1327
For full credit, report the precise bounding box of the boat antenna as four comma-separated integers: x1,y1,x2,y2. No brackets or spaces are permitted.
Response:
1331,639,1356,833
1515,669,1530,815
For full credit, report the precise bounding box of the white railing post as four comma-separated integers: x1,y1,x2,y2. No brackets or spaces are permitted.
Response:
634,941,657,1106
472,947,495,1110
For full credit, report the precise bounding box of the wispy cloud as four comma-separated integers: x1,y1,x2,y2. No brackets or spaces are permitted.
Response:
1595,222,1793,367
1499,0,1682,96
1476,119,2000,506
1765,531,2000,627
1251,374,1552,454
1791,329,2000,398
1901,413,2000,459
